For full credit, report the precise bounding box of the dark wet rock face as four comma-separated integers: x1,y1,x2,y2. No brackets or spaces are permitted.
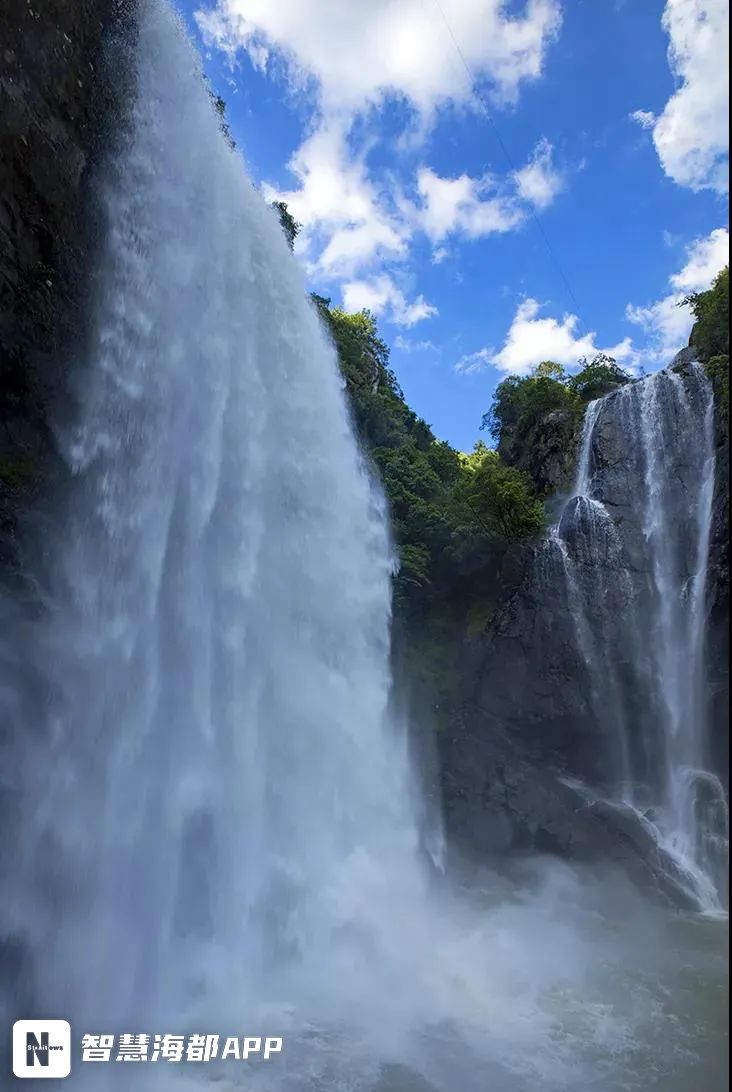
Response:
439,365,729,907
1,0,126,582
1,0,128,1022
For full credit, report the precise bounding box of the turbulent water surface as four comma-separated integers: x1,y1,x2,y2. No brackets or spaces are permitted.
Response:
1,1,727,1089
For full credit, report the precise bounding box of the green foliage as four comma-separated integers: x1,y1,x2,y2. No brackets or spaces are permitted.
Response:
534,360,566,380
484,368,580,447
272,201,300,251
566,353,631,401
681,267,729,420
484,355,631,494
683,266,729,363
451,443,544,543
314,301,542,616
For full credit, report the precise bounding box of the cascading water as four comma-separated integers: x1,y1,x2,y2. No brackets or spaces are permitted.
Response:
552,366,729,913
1,2,728,1089
5,0,430,1040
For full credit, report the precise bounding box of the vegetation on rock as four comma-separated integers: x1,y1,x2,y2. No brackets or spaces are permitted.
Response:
310,296,537,617
484,355,631,494
683,266,729,418
273,201,300,251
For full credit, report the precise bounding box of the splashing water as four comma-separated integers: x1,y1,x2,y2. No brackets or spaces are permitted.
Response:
0,3,727,1089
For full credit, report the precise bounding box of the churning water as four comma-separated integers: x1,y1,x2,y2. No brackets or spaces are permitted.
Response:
0,1,727,1089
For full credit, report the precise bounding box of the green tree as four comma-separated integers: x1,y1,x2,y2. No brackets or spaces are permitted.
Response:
534,360,566,380
566,353,631,401
452,443,544,543
484,372,579,446
681,266,729,418
683,266,729,362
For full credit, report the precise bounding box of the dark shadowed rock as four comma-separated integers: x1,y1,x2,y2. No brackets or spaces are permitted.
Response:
1,0,129,583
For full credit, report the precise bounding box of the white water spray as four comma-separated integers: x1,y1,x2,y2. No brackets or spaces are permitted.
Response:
7,0,432,1035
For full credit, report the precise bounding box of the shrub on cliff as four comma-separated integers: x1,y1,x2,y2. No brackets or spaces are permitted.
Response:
312,301,463,598
683,266,729,418
309,298,542,619
484,355,631,493
685,266,729,363
567,354,631,401
484,371,579,448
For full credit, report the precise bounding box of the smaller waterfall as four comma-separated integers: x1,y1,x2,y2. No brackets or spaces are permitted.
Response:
552,365,728,912
572,398,603,498
545,400,635,796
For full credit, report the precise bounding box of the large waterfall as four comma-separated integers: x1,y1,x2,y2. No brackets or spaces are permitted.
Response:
5,0,433,1037
1,2,727,1090
552,366,729,913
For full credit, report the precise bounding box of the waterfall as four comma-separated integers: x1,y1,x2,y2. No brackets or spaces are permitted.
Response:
4,0,428,1039
1,2,728,1087
553,366,728,912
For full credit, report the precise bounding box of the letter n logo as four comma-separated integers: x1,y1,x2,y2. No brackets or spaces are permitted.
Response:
26,1032,49,1067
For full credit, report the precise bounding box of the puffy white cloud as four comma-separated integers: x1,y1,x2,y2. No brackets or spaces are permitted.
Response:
342,275,438,327
668,225,730,292
414,138,564,246
631,0,729,193
197,0,563,288
626,226,729,358
512,137,564,209
457,229,728,380
261,123,408,278
196,0,562,115
459,298,637,376
415,167,524,243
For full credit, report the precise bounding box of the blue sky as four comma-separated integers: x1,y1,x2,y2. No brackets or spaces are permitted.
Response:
176,0,728,451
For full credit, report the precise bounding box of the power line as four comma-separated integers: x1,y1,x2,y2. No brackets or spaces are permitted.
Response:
429,0,583,316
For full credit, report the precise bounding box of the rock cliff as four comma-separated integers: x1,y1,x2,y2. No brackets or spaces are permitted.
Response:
1,0,127,584
439,359,729,906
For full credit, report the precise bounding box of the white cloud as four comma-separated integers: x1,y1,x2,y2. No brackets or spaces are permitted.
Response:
454,347,495,375
415,167,524,243
261,123,408,278
626,226,729,358
196,0,562,115
669,225,730,292
629,109,656,130
461,298,637,376
456,228,728,381
512,137,564,208
631,0,729,193
394,335,438,353
197,0,563,291
342,275,438,327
